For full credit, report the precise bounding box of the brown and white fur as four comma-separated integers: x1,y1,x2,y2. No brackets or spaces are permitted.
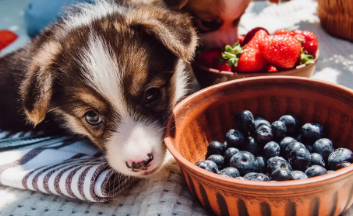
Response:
142,0,280,48
0,0,198,177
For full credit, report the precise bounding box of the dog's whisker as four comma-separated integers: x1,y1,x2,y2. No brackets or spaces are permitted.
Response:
47,106,63,113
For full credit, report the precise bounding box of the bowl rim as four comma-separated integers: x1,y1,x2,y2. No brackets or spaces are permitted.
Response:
192,51,320,76
164,76,353,189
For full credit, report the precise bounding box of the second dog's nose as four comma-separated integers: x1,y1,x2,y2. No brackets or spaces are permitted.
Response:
126,153,154,171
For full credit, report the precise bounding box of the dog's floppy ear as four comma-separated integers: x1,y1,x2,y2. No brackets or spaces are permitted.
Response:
162,0,188,10
21,41,61,127
128,7,198,62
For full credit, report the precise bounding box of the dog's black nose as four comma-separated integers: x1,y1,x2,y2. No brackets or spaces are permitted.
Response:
126,153,154,171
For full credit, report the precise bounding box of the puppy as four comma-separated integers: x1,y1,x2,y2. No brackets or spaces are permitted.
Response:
0,0,198,177
140,0,281,48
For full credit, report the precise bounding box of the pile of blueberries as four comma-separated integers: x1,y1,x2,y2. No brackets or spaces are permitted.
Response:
195,110,353,181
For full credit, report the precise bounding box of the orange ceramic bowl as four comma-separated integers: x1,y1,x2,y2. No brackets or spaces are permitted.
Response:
164,76,353,216
192,51,319,88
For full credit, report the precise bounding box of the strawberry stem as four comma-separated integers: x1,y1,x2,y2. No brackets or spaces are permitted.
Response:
300,48,315,65
221,41,246,67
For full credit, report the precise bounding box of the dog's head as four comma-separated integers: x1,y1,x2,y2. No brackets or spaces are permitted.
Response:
161,0,280,48
20,0,198,177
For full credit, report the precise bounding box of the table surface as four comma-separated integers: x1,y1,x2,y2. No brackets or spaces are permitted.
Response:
0,0,353,215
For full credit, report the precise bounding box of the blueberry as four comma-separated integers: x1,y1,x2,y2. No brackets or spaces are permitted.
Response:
207,141,225,157
255,125,273,144
267,156,286,165
255,116,265,121
310,153,325,167
285,142,305,158
305,165,327,177
305,145,314,153
271,121,287,141
236,177,245,180
288,147,311,171
313,138,334,161
256,173,270,181
224,147,240,166
207,154,225,170
270,169,294,181
314,123,324,133
254,119,271,128
244,173,270,181
243,172,257,179
300,123,324,145
263,141,280,158
291,170,308,180
279,115,299,136
195,160,219,173
225,129,245,149
229,151,258,176
244,137,261,156
235,110,255,134
219,167,240,178
327,170,335,173
328,148,353,170
279,137,296,155
337,161,352,169
267,157,292,175
257,156,267,173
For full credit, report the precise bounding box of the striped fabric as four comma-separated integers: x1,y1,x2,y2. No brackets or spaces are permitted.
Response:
0,130,138,202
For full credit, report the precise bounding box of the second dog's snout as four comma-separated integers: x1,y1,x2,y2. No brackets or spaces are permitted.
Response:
126,153,154,171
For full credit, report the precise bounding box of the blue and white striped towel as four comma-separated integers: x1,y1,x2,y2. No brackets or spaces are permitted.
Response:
0,130,138,202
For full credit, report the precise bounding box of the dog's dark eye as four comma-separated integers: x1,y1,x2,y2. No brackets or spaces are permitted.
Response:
233,17,241,27
199,20,222,31
144,87,161,106
84,111,101,125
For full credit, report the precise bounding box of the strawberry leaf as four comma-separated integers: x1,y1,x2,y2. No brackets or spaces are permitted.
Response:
228,58,238,67
233,41,239,47
223,52,237,59
300,49,315,65
221,42,247,68
222,41,247,67
232,41,245,53
225,45,234,53
222,53,230,60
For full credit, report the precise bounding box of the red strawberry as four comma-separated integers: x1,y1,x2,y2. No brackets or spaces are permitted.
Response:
242,27,270,46
274,29,290,35
267,65,278,72
290,30,303,37
222,42,267,73
195,49,222,68
216,61,232,72
235,48,267,72
247,30,269,50
0,30,18,51
290,30,318,56
238,35,245,46
258,34,301,69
